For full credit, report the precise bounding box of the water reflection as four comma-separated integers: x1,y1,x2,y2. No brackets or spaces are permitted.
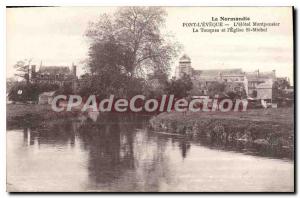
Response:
7,115,294,192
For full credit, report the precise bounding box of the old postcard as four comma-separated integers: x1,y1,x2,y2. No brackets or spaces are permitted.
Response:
6,7,294,192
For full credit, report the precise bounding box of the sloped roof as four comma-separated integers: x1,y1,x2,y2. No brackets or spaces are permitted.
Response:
179,54,191,62
256,79,273,88
192,68,243,76
246,71,275,81
39,66,71,74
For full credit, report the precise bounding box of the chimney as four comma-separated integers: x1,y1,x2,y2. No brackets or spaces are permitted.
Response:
72,63,76,77
272,69,276,78
31,65,36,73
256,69,259,78
31,65,36,79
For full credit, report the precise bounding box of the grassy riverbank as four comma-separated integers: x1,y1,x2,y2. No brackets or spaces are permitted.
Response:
152,107,294,125
6,104,80,128
6,104,149,128
149,108,294,156
7,104,294,158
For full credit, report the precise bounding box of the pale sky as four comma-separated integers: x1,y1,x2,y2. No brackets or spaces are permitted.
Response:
6,7,293,81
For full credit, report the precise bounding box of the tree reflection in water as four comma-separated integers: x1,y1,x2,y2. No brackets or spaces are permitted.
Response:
13,113,292,191
18,114,180,191
76,114,175,191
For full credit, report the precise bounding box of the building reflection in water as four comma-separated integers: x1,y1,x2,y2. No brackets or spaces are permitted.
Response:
22,121,76,147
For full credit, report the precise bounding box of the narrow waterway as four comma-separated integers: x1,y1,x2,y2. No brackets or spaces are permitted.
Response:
7,116,294,192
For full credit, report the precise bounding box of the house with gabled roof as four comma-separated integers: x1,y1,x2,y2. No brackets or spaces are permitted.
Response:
30,64,77,86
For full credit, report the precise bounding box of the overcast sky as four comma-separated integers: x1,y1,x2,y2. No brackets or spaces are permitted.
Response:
6,7,293,82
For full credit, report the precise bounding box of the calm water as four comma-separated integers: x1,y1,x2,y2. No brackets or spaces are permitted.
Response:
7,115,294,192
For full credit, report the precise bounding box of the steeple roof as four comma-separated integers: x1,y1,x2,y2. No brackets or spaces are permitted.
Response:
179,54,191,62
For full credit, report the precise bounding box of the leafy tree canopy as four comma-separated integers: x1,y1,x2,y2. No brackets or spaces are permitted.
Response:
165,74,193,98
84,7,181,98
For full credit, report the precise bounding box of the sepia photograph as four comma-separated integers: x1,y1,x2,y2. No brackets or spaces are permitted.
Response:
6,6,294,192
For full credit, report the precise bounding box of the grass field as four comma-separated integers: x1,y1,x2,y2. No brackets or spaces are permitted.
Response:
7,104,294,125
155,107,294,125
6,104,79,127
149,107,294,153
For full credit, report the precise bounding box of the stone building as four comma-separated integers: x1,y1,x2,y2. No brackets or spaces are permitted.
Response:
30,64,78,91
245,70,276,99
175,54,277,100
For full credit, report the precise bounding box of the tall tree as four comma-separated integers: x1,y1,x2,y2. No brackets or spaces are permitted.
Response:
273,78,292,100
14,59,32,83
86,7,181,80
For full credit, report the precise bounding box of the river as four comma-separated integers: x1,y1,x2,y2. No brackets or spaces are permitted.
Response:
6,115,294,192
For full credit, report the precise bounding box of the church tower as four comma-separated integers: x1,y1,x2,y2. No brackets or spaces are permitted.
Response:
175,54,192,79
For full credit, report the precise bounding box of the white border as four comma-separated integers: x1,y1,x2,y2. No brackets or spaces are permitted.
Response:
0,0,298,197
